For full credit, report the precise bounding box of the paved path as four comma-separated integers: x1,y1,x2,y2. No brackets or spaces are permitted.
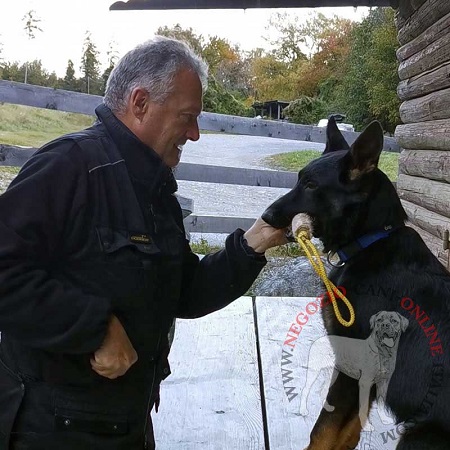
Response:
180,133,324,169
177,134,323,235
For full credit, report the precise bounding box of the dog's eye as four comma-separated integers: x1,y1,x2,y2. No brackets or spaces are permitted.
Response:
305,181,318,190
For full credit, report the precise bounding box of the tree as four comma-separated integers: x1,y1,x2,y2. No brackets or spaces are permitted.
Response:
265,12,308,63
283,96,326,124
203,76,253,117
22,10,43,83
101,40,119,95
80,31,101,94
62,59,80,91
332,8,400,132
0,36,4,78
203,36,250,95
1,61,24,82
365,8,400,133
249,50,301,101
156,24,203,54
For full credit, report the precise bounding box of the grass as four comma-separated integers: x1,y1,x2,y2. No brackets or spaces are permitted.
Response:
190,238,223,255
0,103,94,147
264,149,400,181
0,166,20,175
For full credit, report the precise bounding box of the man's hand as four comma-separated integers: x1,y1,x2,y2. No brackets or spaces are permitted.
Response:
243,217,288,254
90,315,138,379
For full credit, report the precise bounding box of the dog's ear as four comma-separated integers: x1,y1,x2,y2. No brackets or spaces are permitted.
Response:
348,121,384,180
323,116,351,155
369,313,378,330
398,314,409,332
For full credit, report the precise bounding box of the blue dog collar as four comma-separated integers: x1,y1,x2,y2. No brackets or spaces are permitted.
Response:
336,226,399,263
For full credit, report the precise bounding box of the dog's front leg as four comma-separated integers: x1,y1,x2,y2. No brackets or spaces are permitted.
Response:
358,377,373,431
305,372,359,450
375,379,394,424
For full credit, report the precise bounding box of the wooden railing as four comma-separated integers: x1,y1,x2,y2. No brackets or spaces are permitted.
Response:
0,80,399,234
0,80,400,151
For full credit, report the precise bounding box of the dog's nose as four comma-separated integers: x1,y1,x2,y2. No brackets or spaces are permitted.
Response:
261,209,292,229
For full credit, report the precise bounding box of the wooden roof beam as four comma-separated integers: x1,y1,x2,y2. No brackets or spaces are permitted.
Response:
110,0,398,11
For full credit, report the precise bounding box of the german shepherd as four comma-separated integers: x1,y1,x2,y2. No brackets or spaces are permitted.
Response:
262,118,450,449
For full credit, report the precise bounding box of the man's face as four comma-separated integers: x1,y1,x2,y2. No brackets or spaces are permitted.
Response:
135,68,203,168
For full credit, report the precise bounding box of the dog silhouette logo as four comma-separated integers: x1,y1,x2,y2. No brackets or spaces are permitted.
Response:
299,311,409,430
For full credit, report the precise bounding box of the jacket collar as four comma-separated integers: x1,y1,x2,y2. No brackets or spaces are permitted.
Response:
95,104,177,195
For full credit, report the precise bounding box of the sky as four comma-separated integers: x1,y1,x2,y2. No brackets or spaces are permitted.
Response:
0,0,370,77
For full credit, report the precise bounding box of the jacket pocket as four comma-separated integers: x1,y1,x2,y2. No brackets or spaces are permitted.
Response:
96,227,160,261
0,356,24,448
54,391,129,435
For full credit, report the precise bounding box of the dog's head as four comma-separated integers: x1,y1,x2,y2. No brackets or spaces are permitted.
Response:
370,311,409,350
262,118,406,252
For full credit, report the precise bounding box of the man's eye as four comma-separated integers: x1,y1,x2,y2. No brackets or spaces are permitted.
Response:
305,181,318,189
181,113,196,123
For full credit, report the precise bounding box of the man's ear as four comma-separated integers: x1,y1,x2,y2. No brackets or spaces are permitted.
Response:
129,88,149,122
349,121,384,180
323,116,351,155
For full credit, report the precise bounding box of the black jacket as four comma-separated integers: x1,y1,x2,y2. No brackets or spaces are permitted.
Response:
0,104,266,449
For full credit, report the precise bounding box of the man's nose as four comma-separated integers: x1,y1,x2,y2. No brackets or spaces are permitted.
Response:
186,120,200,142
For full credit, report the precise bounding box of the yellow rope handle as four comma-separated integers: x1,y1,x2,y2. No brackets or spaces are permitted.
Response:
296,230,355,327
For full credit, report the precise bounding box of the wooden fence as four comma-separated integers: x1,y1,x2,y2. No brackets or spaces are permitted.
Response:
0,80,400,150
0,80,399,235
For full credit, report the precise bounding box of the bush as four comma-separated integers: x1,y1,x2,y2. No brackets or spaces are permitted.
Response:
283,96,326,125
203,76,254,117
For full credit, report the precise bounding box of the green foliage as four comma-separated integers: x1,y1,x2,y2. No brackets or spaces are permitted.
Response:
100,41,119,95
203,76,253,117
191,237,304,258
156,24,204,55
22,10,42,40
204,37,251,96
1,60,58,88
190,238,222,255
283,96,326,125
264,149,400,181
249,51,301,101
365,9,401,132
80,32,102,95
265,12,308,63
62,60,80,92
331,8,400,133
266,243,306,258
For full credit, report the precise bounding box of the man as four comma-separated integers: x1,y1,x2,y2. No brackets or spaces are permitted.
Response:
0,37,287,449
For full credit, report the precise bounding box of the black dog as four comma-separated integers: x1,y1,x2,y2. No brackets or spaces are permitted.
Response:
262,118,450,450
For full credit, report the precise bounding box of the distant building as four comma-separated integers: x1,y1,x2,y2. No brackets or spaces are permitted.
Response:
252,100,290,120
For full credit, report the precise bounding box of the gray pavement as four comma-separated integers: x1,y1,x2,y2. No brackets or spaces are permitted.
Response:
180,133,324,169
178,134,323,244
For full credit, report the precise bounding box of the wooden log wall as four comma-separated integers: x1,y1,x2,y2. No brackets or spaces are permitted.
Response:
395,0,450,270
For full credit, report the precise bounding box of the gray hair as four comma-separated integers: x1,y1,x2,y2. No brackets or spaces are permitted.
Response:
104,36,208,114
